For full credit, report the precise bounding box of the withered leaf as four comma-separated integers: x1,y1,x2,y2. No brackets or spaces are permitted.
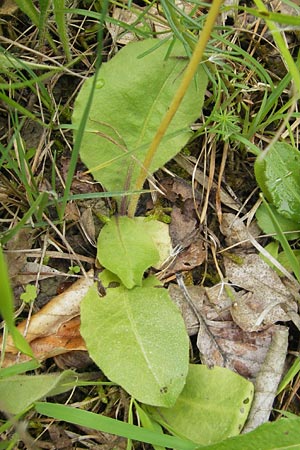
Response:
1,271,94,366
225,253,297,332
169,283,282,379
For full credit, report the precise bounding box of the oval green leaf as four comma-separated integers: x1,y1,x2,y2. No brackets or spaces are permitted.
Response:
146,364,253,446
72,39,207,194
256,203,300,241
254,143,300,223
97,216,160,289
80,284,189,407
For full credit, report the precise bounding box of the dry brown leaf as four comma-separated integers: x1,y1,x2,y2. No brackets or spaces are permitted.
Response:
1,270,94,361
2,317,87,368
0,0,18,15
162,239,206,277
199,319,281,379
169,283,283,379
161,177,197,203
48,424,73,450
80,207,97,246
5,228,34,288
65,201,81,222
158,177,206,277
169,205,197,246
54,350,93,370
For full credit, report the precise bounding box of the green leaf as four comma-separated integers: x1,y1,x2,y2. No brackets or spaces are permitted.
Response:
72,39,207,194
278,250,300,275
201,418,300,449
147,364,253,446
254,143,300,223
0,370,78,414
256,203,300,241
136,218,172,268
20,284,38,303
80,284,189,407
97,216,160,289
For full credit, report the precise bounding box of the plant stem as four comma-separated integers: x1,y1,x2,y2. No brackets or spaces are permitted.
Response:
127,0,224,217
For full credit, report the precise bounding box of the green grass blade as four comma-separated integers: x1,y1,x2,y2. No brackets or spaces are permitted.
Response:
52,190,149,204
0,91,48,127
14,0,40,26
0,246,17,332
0,193,48,245
58,0,109,220
0,360,41,379
53,0,72,62
38,0,51,48
63,8,153,39
246,72,293,138
0,70,55,92
243,7,300,27
254,0,300,98
277,357,300,394
14,0,57,52
35,403,198,450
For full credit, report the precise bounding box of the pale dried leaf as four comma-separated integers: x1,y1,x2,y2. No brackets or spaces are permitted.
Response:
168,284,206,336
15,262,61,284
65,201,80,222
220,213,260,249
225,253,297,331
242,326,289,432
